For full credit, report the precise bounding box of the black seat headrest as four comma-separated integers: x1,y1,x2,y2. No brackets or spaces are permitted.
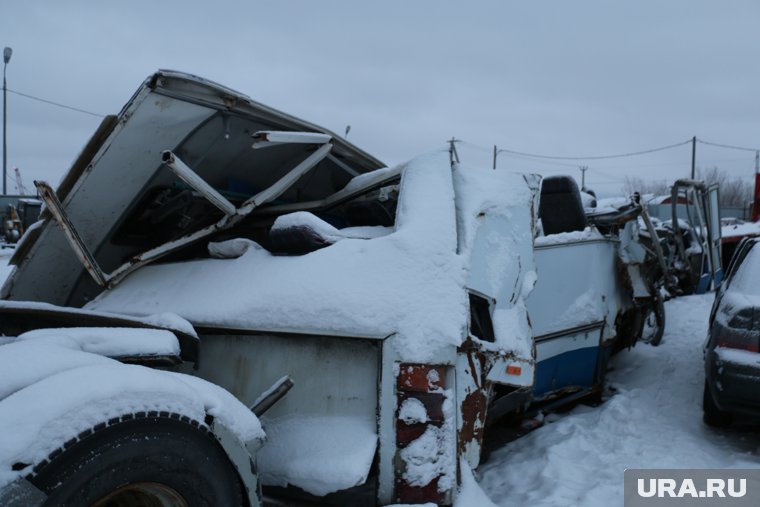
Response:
539,175,588,235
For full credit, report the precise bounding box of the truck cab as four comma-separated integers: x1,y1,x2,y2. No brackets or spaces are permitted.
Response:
1,71,661,505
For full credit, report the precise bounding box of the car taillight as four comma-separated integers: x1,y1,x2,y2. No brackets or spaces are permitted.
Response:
719,308,760,352
395,363,450,505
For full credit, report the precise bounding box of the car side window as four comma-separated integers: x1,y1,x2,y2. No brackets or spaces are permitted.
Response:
724,239,756,289
710,239,757,325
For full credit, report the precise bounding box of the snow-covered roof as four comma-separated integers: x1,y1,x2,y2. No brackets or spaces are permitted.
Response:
721,220,760,240
646,194,673,205
86,153,535,363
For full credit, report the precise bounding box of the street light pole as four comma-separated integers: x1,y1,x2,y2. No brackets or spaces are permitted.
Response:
3,46,12,195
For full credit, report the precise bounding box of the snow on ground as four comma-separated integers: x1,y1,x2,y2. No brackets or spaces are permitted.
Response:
476,294,760,507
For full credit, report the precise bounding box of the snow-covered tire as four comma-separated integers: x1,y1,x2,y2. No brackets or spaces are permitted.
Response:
29,412,244,507
640,294,665,347
703,383,733,428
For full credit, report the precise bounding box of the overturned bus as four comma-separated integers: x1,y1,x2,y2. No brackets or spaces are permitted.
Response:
0,71,663,505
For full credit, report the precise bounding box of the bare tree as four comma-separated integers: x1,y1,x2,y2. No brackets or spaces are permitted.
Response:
622,176,671,197
697,166,753,207
622,167,752,207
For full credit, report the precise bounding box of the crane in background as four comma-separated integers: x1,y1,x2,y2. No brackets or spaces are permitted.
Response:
13,166,28,195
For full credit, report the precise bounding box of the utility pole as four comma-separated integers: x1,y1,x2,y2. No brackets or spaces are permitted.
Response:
492,145,497,170
3,47,12,195
448,137,460,166
690,135,696,179
579,165,588,191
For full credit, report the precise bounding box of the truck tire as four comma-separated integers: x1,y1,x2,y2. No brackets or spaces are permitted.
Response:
29,412,244,507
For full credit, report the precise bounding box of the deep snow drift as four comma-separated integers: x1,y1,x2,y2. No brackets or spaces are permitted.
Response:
476,294,760,507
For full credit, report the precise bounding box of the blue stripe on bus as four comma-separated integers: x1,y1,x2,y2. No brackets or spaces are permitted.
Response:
533,346,600,399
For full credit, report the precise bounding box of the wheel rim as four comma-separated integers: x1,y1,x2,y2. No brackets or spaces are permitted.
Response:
641,309,659,341
90,482,189,507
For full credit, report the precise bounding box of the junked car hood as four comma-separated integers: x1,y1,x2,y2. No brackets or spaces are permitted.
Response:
2,70,384,307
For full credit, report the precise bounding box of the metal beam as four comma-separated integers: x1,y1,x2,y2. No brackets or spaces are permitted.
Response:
251,130,331,149
38,141,334,290
162,151,236,216
34,180,108,287
242,142,332,209
327,153,360,177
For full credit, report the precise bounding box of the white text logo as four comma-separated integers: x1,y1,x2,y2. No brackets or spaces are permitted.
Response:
637,478,747,499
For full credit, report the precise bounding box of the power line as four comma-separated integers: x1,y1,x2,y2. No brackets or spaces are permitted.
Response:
598,156,753,170
473,137,759,174
502,149,748,174
6,88,105,118
499,151,585,169
461,141,576,168
496,139,692,161
697,138,759,153
458,140,491,153
587,167,626,182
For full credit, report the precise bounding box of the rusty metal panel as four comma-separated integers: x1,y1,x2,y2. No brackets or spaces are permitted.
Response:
397,364,445,393
394,363,451,505
394,476,445,505
456,350,487,469
397,391,446,423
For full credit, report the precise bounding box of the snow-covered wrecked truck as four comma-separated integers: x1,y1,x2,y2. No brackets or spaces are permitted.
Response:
0,316,268,507
0,71,663,505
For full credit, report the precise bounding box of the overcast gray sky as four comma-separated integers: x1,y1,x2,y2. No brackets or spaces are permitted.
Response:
2,0,759,196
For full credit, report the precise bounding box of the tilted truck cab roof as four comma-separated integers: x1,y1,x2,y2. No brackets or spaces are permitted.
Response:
2,70,384,306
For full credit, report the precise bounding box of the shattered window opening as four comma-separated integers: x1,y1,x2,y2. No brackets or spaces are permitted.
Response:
469,292,495,343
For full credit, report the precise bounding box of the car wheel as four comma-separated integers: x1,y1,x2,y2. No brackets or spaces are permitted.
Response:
703,382,733,428
29,412,244,507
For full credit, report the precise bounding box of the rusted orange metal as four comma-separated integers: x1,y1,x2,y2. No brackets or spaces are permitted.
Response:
457,350,488,457
397,364,445,392
395,363,448,504
394,476,445,505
